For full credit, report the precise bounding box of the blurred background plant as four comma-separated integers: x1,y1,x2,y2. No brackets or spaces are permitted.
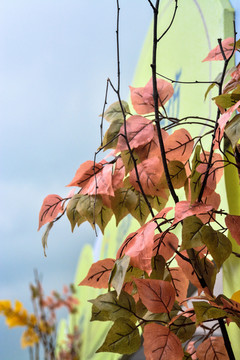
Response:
0,271,80,360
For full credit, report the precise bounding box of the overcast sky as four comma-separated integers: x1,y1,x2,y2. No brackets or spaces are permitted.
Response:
0,1,239,359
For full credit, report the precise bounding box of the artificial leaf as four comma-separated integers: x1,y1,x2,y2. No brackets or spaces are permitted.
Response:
102,118,124,150
150,255,166,280
66,194,83,231
143,323,184,360
199,225,232,269
198,191,221,224
117,221,156,275
67,160,103,188
170,316,196,343
202,37,235,62
89,290,136,322
116,115,155,151
214,93,240,109
165,129,193,163
129,156,166,197
129,77,174,115
218,100,240,130
164,161,187,189
109,255,131,297
112,157,125,190
216,294,240,327
79,258,115,288
225,214,240,245
193,301,227,325
76,194,102,228
225,114,240,150
111,188,138,225
196,337,229,360
152,232,178,261
103,100,130,123
134,278,175,313
181,216,204,251
166,267,189,304
173,201,213,225
121,149,140,174
38,194,65,230
97,317,141,354
41,222,53,257
95,204,113,233
81,163,115,197
128,190,152,226
190,145,202,203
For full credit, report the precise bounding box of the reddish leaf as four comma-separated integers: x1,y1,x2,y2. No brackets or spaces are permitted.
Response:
196,152,223,195
168,267,189,304
134,278,175,313
196,337,229,360
136,127,169,161
225,214,240,245
130,77,174,115
112,157,125,190
165,129,193,163
175,250,203,291
67,160,103,187
154,207,173,220
202,37,235,62
117,222,156,275
129,157,167,198
198,191,221,224
143,323,184,360
81,163,114,197
79,258,115,289
218,100,240,129
152,232,178,261
38,194,65,230
173,201,213,225
116,116,155,151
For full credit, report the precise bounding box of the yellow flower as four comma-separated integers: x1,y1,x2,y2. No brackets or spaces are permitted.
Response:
231,289,240,303
21,327,39,348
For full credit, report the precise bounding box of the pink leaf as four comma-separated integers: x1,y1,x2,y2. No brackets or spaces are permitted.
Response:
218,100,240,130
165,129,193,163
38,194,65,230
143,323,184,360
202,37,235,62
153,232,178,261
130,78,174,115
116,115,155,151
116,222,156,275
172,201,213,225
225,214,240,245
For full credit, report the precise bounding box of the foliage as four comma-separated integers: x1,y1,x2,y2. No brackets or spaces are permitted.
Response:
34,1,240,359
0,274,80,359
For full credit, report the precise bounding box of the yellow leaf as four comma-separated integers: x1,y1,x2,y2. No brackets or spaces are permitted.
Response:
0,300,11,313
231,290,240,303
21,327,39,348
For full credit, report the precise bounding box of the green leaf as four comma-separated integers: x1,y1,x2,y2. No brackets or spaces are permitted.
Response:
111,188,138,225
200,225,232,269
103,100,130,123
225,114,240,150
108,255,131,297
170,315,196,343
89,290,136,322
150,255,166,280
181,216,204,251
102,119,124,151
121,149,140,175
66,194,84,231
166,161,187,189
128,190,151,226
193,301,228,325
190,145,201,203
96,317,141,354
95,204,113,234
41,222,53,257
213,93,240,108
76,194,102,226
